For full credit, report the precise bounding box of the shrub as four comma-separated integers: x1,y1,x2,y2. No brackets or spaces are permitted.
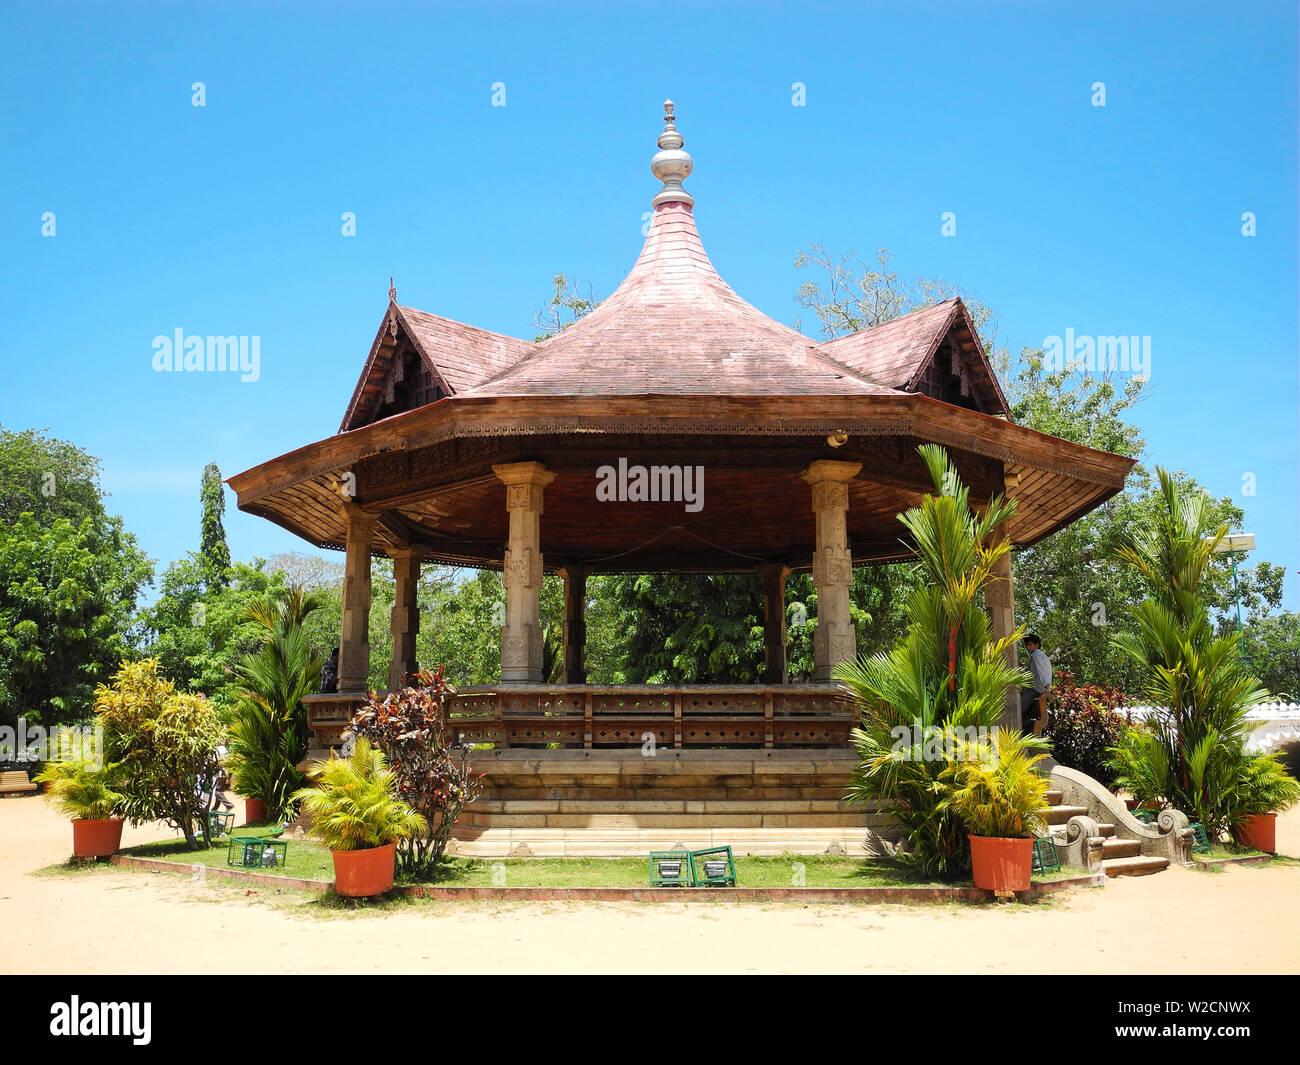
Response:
33,759,121,820
939,729,1050,839
346,666,483,878
94,658,223,849
1043,670,1131,788
1226,749,1300,826
292,738,425,852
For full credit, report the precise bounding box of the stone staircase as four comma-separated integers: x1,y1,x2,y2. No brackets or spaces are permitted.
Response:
1041,778,1177,877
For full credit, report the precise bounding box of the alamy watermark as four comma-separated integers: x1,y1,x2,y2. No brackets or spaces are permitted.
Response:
889,721,1000,765
595,457,704,513
152,329,260,382
1042,329,1151,380
0,721,104,766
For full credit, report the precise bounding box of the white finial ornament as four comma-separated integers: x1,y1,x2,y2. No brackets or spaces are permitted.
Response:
651,99,694,207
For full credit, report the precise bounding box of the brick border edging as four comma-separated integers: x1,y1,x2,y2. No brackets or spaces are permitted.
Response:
111,854,331,892
109,852,1100,901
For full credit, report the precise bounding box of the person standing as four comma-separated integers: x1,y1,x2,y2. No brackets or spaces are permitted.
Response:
1020,634,1052,735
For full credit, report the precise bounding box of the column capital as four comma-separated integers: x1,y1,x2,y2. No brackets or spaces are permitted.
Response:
800,459,862,486
493,461,557,490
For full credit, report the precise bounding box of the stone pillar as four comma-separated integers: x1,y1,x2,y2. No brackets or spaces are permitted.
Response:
986,470,1022,732
560,565,588,684
339,509,377,693
493,462,556,683
759,564,790,684
801,460,862,683
388,547,420,690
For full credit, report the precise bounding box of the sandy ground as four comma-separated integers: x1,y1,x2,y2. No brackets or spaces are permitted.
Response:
2,796,1297,975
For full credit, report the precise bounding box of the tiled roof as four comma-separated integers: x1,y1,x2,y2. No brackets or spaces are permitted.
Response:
459,202,903,399
396,305,532,394
817,300,961,389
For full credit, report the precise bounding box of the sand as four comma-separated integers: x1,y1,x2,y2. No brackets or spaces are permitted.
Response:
2,796,1297,975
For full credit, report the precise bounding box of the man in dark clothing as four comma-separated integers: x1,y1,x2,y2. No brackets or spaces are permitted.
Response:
320,647,339,694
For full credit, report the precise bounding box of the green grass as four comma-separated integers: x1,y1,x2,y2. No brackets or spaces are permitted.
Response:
111,839,1087,890
121,834,335,882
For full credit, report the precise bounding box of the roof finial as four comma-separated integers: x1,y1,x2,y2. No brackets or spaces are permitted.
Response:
651,99,694,208
388,276,397,303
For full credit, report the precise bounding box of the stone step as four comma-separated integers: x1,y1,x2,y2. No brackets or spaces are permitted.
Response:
1102,855,1170,878
460,810,878,829
1040,804,1090,825
1102,838,1141,859
449,824,893,858
470,797,862,815
1096,823,1116,837
1043,790,1063,806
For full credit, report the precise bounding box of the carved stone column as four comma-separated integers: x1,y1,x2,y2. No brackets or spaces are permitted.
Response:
559,564,589,684
801,460,862,682
388,547,420,690
759,563,790,684
493,462,556,683
986,468,1021,732
339,509,377,693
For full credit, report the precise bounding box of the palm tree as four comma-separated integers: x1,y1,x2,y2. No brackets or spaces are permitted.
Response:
1108,468,1268,836
836,445,1037,877
223,584,324,819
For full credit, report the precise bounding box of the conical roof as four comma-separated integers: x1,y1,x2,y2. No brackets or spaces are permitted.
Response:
460,103,902,400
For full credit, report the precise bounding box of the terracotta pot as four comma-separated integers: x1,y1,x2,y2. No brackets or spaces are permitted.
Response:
72,818,123,858
1232,813,1276,853
243,797,267,823
969,835,1034,892
1123,798,1138,811
332,842,397,897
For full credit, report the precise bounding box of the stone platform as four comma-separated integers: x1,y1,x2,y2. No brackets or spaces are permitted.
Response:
448,748,894,858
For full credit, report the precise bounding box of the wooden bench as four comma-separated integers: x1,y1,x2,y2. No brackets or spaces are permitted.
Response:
0,770,37,796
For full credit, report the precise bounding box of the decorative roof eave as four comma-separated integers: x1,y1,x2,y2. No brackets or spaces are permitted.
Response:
904,298,1011,417
339,302,534,432
228,389,1134,510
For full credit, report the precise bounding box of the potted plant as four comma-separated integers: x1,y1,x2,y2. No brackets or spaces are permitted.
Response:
33,759,124,858
1228,751,1300,854
941,730,1050,892
291,739,426,897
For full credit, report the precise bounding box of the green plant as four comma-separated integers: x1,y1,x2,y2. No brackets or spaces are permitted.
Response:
1043,670,1131,788
1226,750,1300,824
94,658,223,849
32,759,121,820
1106,468,1270,838
224,585,322,817
292,739,426,852
939,729,1050,839
837,444,1035,878
347,667,482,878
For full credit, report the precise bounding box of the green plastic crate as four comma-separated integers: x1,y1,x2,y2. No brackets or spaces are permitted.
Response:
1031,836,1060,874
1189,822,1212,854
227,836,288,869
688,845,736,887
649,850,692,886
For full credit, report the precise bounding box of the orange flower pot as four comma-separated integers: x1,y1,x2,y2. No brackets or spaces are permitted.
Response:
331,842,397,897
969,835,1034,892
72,818,124,858
243,798,267,823
1232,813,1276,853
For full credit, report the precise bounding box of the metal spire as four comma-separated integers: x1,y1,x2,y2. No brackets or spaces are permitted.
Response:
651,99,694,208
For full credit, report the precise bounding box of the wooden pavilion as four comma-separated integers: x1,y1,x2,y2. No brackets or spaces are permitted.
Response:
228,103,1135,855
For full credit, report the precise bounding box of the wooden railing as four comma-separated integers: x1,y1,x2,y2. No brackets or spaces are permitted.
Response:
305,684,858,750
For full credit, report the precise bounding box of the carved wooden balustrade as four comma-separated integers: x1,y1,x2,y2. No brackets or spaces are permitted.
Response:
303,684,857,751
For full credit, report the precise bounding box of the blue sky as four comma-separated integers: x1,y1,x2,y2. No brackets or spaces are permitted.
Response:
1,1,1296,605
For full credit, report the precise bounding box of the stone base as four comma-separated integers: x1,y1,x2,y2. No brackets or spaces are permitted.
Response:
450,748,895,858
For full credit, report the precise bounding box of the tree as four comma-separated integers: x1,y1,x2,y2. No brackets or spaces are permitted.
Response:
1107,469,1269,838
532,274,600,342
95,658,223,849
1240,612,1300,701
199,464,231,591
224,586,323,818
137,558,289,704
837,446,1036,877
0,427,153,729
